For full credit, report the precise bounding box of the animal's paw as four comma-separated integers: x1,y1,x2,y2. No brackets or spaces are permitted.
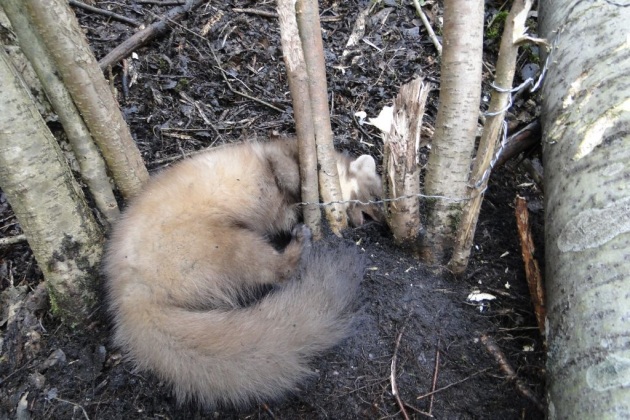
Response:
275,224,313,282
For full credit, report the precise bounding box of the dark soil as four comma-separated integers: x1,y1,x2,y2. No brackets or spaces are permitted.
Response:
1,1,546,419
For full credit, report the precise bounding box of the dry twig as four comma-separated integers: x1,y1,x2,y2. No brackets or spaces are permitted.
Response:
390,326,410,420
411,0,442,55
0,234,27,247
98,0,206,70
137,0,186,5
233,7,340,22
515,196,546,337
233,8,277,18
480,334,545,412
68,0,140,26
417,369,489,400
428,340,441,415
495,119,541,167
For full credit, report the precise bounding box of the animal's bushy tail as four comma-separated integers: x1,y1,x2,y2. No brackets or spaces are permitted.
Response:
110,240,364,408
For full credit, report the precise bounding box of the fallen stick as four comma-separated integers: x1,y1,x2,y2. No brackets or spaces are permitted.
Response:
233,7,341,22
0,234,27,247
69,0,140,26
417,369,489,400
137,0,186,5
428,340,440,415
98,0,206,70
232,8,277,18
480,334,545,412
411,0,442,55
515,196,546,336
494,119,541,167
391,326,410,420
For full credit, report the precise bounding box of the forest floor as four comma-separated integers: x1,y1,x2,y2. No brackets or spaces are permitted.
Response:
0,1,546,419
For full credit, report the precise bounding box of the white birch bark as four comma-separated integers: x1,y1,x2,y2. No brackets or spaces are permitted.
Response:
2,0,119,225
540,1,630,417
0,48,103,323
420,0,484,263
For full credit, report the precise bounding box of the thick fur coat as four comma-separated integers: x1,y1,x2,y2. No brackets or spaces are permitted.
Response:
103,138,381,407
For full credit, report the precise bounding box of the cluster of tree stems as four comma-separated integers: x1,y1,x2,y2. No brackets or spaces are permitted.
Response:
1,0,629,415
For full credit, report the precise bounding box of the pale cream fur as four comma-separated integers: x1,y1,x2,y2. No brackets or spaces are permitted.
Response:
103,137,382,407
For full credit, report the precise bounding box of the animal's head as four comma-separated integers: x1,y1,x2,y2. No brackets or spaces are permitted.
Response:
338,154,384,227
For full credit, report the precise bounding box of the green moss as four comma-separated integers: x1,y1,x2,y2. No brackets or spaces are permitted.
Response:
48,284,60,314
448,208,462,233
47,286,83,327
45,236,102,326
486,11,509,40
157,57,170,72
424,196,439,209
175,78,190,92
524,44,541,64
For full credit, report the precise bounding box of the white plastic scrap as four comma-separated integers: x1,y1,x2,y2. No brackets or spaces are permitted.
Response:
367,106,394,133
467,291,497,302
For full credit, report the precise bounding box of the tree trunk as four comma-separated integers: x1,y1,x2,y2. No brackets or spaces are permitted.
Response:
296,0,348,234
277,0,321,239
419,0,484,263
448,0,534,274
0,48,103,324
2,0,120,226
23,0,149,199
540,1,630,417
382,77,431,248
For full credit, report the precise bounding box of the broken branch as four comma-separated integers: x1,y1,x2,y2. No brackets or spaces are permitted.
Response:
515,196,546,337
68,0,140,26
0,234,27,247
495,119,541,167
480,334,544,412
411,0,442,55
98,0,206,70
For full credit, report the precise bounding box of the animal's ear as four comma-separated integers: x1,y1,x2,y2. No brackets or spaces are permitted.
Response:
349,155,377,176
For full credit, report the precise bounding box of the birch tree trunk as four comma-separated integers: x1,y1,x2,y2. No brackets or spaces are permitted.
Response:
2,0,119,225
448,0,534,274
23,0,148,199
277,0,321,239
540,1,630,417
419,0,484,263
296,0,347,234
0,48,103,323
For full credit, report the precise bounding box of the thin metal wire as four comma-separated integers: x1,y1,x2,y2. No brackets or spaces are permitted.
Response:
296,190,479,208
473,38,554,189
300,39,554,209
